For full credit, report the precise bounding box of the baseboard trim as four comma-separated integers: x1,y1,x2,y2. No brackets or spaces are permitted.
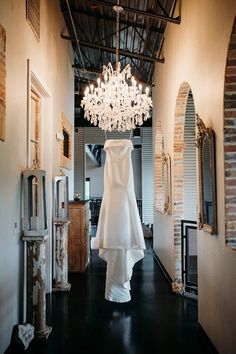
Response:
153,251,199,300
198,324,219,354
153,250,173,289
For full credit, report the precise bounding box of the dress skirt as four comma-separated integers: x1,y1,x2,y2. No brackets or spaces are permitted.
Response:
93,139,146,302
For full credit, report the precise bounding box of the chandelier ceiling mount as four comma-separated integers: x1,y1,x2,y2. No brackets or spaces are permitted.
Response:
81,1,153,132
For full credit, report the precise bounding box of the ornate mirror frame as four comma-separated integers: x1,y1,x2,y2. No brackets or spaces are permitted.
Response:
155,150,172,214
163,152,172,214
154,121,172,215
195,114,217,234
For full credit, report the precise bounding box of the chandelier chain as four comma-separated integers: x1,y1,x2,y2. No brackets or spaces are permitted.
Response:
115,1,120,70
81,0,153,132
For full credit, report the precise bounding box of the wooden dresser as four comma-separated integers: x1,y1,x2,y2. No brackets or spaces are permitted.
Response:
68,200,90,272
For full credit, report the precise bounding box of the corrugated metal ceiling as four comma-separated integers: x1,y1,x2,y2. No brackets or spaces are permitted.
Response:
59,0,180,126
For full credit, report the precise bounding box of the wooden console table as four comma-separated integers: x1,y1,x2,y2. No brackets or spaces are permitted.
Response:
68,200,90,272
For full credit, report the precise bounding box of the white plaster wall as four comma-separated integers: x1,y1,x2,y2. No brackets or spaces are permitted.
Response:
153,1,236,353
0,1,74,352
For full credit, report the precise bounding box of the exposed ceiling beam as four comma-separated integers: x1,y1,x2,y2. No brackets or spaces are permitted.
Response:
155,0,169,17
87,0,181,25
60,5,164,33
61,34,164,63
75,66,103,74
75,76,97,84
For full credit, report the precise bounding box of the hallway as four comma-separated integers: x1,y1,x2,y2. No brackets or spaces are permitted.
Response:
19,242,215,354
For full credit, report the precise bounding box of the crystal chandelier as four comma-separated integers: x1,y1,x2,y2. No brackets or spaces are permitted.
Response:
81,2,153,132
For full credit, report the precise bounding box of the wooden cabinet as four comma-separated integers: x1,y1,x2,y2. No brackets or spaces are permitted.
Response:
68,200,90,272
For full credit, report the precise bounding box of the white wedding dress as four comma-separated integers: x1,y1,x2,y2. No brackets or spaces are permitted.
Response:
93,139,145,302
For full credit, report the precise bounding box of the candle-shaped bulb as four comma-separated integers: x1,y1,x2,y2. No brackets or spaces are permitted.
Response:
97,78,101,87
104,73,108,82
145,87,150,95
138,83,142,91
90,84,94,92
85,86,89,95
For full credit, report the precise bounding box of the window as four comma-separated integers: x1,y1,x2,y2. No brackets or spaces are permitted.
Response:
85,178,90,199
63,129,69,158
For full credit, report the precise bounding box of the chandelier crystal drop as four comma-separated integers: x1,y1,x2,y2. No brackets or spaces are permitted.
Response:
80,3,153,132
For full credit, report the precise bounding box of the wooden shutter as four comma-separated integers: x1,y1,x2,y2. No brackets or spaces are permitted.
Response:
26,0,40,40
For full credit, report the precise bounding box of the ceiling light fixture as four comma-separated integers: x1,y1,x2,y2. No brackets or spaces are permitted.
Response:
81,1,153,132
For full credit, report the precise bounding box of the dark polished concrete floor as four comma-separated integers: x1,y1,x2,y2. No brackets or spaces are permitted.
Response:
13,239,216,354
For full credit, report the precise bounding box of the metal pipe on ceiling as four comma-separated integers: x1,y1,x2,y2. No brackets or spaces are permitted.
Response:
87,0,181,24
61,34,165,63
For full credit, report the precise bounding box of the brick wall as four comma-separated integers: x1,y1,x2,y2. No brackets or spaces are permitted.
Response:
224,17,236,250
173,82,191,281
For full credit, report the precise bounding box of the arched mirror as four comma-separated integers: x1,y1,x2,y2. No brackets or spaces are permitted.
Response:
195,114,217,234
163,153,171,214
154,121,172,215
155,149,172,214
